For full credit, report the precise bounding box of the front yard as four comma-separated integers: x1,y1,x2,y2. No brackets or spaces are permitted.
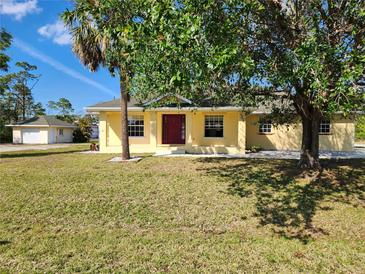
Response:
0,146,364,272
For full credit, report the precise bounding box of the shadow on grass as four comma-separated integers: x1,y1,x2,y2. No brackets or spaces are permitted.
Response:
197,158,365,243
0,149,88,159
0,240,11,246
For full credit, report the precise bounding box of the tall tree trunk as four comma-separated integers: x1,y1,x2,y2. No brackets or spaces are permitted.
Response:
22,93,26,120
298,115,320,169
120,72,130,160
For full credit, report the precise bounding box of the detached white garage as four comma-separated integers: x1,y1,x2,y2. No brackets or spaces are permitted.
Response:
7,116,77,144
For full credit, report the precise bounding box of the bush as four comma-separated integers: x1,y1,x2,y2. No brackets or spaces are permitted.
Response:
355,116,365,141
250,145,262,153
73,117,92,143
0,125,12,143
73,128,89,143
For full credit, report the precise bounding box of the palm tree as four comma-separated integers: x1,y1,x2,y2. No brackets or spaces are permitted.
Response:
62,5,130,160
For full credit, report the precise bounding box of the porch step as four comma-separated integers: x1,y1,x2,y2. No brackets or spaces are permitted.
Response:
154,147,186,156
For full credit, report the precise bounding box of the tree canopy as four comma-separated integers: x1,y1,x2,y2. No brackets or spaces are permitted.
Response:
133,0,365,168
48,97,74,116
61,0,364,167
0,29,45,142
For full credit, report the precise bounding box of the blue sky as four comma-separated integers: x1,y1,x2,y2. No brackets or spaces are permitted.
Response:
0,0,120,114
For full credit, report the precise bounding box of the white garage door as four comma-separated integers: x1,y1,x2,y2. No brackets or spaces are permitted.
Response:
22,128,42,144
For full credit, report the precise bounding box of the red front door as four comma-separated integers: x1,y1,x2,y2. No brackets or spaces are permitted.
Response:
162,114,185,144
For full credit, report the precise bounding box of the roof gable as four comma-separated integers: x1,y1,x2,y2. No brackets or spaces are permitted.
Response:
144,94,192,106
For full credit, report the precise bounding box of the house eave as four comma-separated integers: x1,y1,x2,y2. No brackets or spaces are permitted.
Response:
85,106,243,112
6,124,50,127
85,106,364,115
6,124,77,128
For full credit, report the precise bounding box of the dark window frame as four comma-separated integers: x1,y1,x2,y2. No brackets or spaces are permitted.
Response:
204,115,224,138
128,115,144,137
319,120,331,134
259,120,272,134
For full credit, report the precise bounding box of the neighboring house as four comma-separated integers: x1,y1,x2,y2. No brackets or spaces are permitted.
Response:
7,116,77,144
85,95,355,154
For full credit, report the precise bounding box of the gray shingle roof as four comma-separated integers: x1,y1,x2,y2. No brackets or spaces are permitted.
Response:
86,95,288,114
90,98,141,108
87,96,231,109
11,116,77,127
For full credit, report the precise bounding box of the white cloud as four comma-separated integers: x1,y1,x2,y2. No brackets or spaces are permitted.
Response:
0,0,41,20
14,38,118,97
38,20,72,45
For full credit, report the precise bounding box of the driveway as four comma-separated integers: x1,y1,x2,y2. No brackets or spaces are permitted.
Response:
0,143,78,153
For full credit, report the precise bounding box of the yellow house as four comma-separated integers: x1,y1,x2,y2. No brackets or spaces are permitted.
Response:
85,95,355,154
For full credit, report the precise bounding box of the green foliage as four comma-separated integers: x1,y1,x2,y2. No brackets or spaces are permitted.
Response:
48,98,74,116
0,125,12,143
0,28,12,95
0,28,12,72
130,0,364,166
48,98,75,124
3,61,43,121
249,145,262,153
131,0,256,106
60,1,364,164
73,116,92,143
55,114,76,124
61,0,144,76
0,29,44,142
355,116,365,140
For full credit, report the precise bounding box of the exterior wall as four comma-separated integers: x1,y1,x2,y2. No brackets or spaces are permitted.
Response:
54,127,74,143
40,128,49,144
98,111,354,154
12,127,22,143
246,115,302,150
48,128,56,143
13,127,73,144
189,111,240,154
319,118,355,151
102,111,155,153
246,114,355,151
99,110,244,154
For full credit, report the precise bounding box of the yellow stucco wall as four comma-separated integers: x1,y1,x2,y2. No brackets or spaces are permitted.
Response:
246,114,355,151
99,111,354,154
99,111,156,153
99,110,244,154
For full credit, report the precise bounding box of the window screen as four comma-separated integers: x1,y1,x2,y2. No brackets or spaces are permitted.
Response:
128,115,144,137
319,120,331,134
259,121,272,134
204,115,224,137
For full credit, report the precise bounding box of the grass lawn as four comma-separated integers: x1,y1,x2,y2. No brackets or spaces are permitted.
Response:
0,146,364,273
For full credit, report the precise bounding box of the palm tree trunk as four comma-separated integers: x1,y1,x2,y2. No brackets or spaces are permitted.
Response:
120,72,130,160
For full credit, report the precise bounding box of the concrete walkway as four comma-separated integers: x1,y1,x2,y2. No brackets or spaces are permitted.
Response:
0,143,78,153
155,147,365,160
243,148,365,160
